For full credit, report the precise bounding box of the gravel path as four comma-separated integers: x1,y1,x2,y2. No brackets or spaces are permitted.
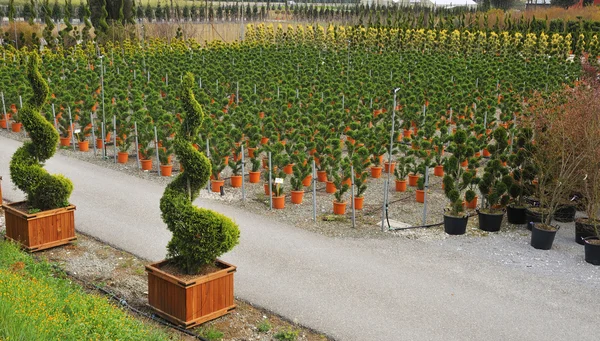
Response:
2,133,600,341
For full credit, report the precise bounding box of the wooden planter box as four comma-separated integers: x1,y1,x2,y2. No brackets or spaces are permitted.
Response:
146,259,236,329
3,201,77,252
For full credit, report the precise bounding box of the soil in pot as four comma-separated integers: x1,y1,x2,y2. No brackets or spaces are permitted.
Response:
530,223,559,250
584,237,600,265
575,218,599,245
478,209,504,232
526,207,549,230
506,205,526,224
443,214,468,235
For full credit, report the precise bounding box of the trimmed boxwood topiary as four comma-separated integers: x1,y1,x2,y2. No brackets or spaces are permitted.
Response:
9,52,73,211
159,72,240,275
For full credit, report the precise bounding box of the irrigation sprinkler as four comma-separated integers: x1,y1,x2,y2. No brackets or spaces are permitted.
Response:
68,107,76,152
381,87,401,231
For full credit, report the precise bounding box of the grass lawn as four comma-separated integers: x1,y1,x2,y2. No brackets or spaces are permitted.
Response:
0,239,173,341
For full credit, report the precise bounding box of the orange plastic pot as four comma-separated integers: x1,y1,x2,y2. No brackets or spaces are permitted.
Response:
342,178,352,187
248,147,256,158
434,165,444,177
249,171,261,183
211,180,224,193
302,175,312,187
371,166,383,179
317,170,328,182
354,196,364,210
408,174,420,187
96,138,104,149
272,195,285,209
326,181,336,194
117,152,129,164
60,137,71,147
223,156,229,165
333,201,347,215
384,162,396,174
291,191,304,204
460,160,468,167
283,164,294,175
262,158,268,169
464,196,478,209
140,159,153,171
160,164,173,177
230,175,242,188
78,140,89,152
395,180,407,192
0,119,6,129
264,183,271,195
403,129,412,139
416,190,425,203
11,122,22,132
261,137,269,144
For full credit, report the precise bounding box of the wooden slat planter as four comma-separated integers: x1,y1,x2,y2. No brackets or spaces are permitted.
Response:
3,201,77,252
146,259,236,329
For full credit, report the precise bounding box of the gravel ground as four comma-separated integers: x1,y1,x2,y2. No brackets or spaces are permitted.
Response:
0,128,457,240
0,203,330,341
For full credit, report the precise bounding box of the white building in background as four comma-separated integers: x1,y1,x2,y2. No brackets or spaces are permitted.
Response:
362,0,478,8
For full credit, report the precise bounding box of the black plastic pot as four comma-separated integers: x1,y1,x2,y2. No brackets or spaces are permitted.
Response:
584,237,600,266
525,208,548,231
554,205,576,223
478,210,504,232
530,223,559,250
506,205,526,224
444,214,468,235
575,219,598,245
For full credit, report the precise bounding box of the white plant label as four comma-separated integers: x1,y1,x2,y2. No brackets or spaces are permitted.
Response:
275,178,284,184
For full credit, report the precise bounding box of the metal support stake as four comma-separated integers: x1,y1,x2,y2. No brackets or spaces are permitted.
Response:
134,122,140,169
51,104,58,131
423,166,429,226
1,92,7,131
382,88,399,231
381,180,388,232
90,112,97,156
241,145,245,201
101,122,106,158
269,152,273,210
312,159,317,223
68,107,76,151
154,126,160,176
351,165,355,229
236,82,239,105
113,116,117,163
206,139,210,191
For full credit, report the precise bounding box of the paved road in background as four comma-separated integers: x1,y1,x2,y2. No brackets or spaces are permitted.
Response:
2,135,599,341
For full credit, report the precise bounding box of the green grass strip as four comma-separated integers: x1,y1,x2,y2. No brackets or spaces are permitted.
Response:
0,240,172,341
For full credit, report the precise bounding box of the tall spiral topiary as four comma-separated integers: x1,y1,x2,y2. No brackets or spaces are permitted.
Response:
160,73,239,275
9,52,73,211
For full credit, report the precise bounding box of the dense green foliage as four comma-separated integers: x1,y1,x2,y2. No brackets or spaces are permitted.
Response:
159,73,239,275
0,240,170,340
9,52,73,211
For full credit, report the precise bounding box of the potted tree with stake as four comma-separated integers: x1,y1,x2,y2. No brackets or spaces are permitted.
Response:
477,127,510,232
394,155,411,192
75,113,92,152
442,130,475,235
147,72,240,328
504,127,536,224
5,52,76,251
332,157,351,215
352,146,370,210
228,154,243,188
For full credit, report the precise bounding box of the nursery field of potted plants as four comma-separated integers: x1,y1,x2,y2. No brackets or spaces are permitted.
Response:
1,24,600,262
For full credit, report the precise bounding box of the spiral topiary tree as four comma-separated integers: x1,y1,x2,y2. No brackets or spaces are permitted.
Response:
160,72,240,275
9,52,73,211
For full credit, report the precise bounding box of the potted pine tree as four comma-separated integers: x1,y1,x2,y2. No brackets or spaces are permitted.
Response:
228,154,243,188
5,52,76,251
394,156,411,192
332,157,351,215
477,127,510,232
442,130,475,235
147,73,240,328
351,146,370,210
504,127,536,224
75,113,92,152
